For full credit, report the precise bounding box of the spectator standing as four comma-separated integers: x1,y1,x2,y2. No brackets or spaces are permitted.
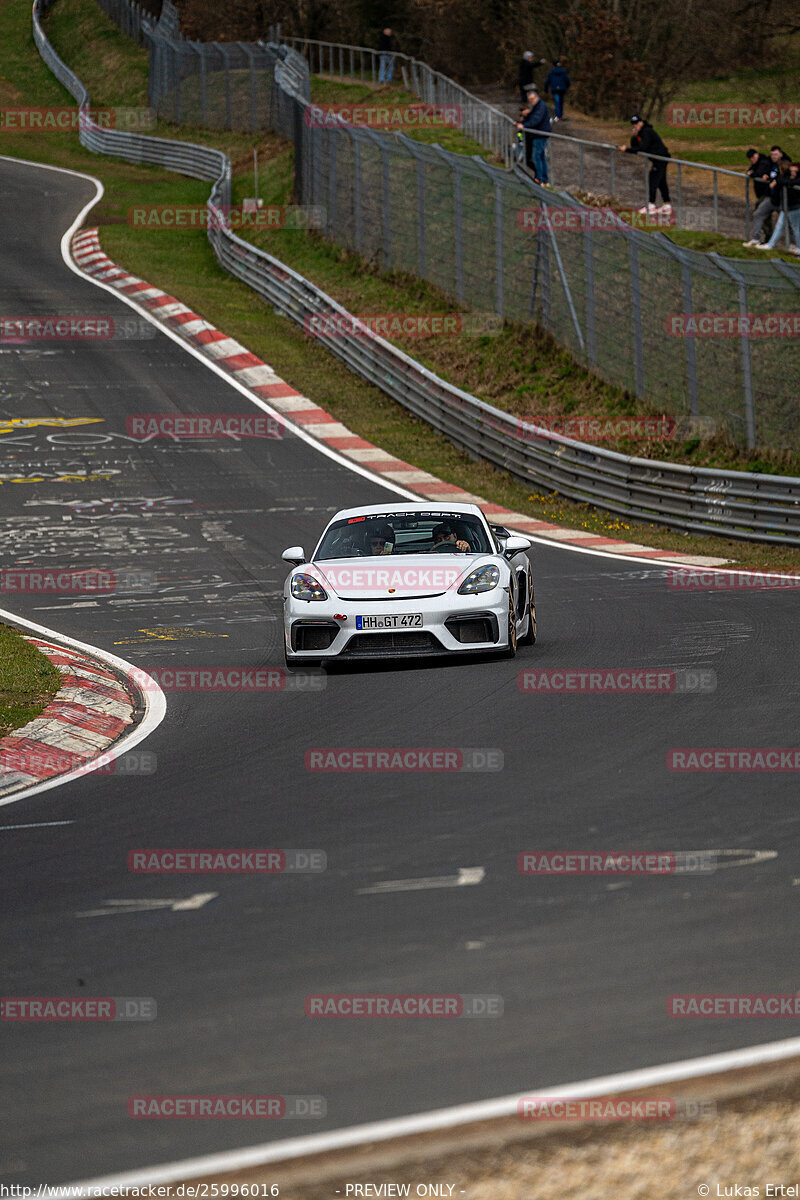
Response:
544,60,570,121
517,51,535,104
758,161,800,254
744,146,791,246
378,28,394,84
743,147,776,246
620,115,671,214
517,86,551,184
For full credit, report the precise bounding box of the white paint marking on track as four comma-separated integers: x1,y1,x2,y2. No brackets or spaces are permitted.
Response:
0,146,742,574
5,154,795,1191
70,1035,800,1188
76,893,218,918
358,866,485,894
0,820,74,830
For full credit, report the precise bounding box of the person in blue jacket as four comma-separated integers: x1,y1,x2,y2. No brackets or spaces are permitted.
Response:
516,86,552,184
544,60,570,121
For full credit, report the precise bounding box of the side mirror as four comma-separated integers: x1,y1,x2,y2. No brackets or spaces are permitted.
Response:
282,546,306,565
503,535,531,557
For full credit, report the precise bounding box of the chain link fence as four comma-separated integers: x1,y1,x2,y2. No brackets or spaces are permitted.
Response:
33,0,800,539
93,3,800,454
275,35,762,242
93,0,153,45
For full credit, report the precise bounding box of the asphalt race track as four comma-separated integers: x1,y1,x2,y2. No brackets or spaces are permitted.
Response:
1,157,798,1184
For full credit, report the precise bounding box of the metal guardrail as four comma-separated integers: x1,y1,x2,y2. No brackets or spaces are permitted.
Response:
273,33,762,240
32,0,800,545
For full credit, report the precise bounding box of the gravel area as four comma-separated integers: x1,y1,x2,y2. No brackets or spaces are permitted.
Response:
185,1073,800,1200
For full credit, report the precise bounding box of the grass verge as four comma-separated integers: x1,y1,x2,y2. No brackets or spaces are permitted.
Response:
2,0,798,572
0,626,61,738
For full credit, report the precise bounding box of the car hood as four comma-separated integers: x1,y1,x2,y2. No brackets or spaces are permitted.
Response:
310,554,489,600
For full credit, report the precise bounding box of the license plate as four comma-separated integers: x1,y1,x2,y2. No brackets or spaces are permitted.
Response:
356,613,423,630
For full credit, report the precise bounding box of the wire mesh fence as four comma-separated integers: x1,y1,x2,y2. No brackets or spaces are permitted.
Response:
275,34,762,242
97,4,800,454
93,0,151,45
33,0,800,538
292,103,800,452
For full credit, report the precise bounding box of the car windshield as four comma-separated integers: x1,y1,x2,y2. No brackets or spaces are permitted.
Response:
315,512,493,559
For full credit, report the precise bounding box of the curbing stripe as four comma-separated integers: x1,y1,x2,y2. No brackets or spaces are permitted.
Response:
0,637,137,795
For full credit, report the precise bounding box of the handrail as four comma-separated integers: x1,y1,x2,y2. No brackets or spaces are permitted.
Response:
32,0,800,546
274,34,759,238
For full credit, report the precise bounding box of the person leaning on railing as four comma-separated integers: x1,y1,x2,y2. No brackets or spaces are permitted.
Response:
743,146,778,246
757,160,800,255
517,86,551,185
619,115,672,216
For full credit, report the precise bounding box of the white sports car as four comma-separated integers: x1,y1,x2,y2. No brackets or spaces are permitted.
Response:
282,502,535,666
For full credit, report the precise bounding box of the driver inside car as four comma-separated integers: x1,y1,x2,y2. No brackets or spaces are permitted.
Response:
363,523,395,555
431,522,470,552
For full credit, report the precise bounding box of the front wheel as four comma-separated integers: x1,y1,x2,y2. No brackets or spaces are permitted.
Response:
520,587,536,645
501,596,518,658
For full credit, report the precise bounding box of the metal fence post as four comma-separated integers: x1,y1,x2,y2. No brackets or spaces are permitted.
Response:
199,43,207,124
540,233,551,331
583,228,597,367
628,235,645,398
680,258,699,425
710,254,756,449
244,44,257,131
175,40,183,123
327,126,337,238
353,137,362,253
643,156,649,211
219,43,232,130
293,97,305,206
382,145,391,269
453,164,464,302
745,175,751,241
417,157,426,276
494,179,504,317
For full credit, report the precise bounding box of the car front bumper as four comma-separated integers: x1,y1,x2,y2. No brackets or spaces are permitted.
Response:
285,591,510,660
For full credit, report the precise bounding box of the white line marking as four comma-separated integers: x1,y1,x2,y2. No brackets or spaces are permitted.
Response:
0,820,74,830
76,893,217,917
358,867,485,894
0,148,735,576
69,1035,800,1188
6,154,792,1191
0,602,166,809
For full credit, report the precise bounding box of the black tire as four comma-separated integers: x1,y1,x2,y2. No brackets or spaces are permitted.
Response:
501,595,518,658
520,583,536,646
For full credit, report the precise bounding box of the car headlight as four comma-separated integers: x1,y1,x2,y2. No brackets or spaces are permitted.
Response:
457,565,500,595
291,572,328,601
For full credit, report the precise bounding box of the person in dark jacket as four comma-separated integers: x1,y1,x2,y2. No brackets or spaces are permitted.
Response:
620,116,671,213
760,160,800,254
544,60,570,121
378,28,394,84
743,147,776,246
517,86,552,183
518,51,535,104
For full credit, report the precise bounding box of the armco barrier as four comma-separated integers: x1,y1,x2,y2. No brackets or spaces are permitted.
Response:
33,0,800,545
